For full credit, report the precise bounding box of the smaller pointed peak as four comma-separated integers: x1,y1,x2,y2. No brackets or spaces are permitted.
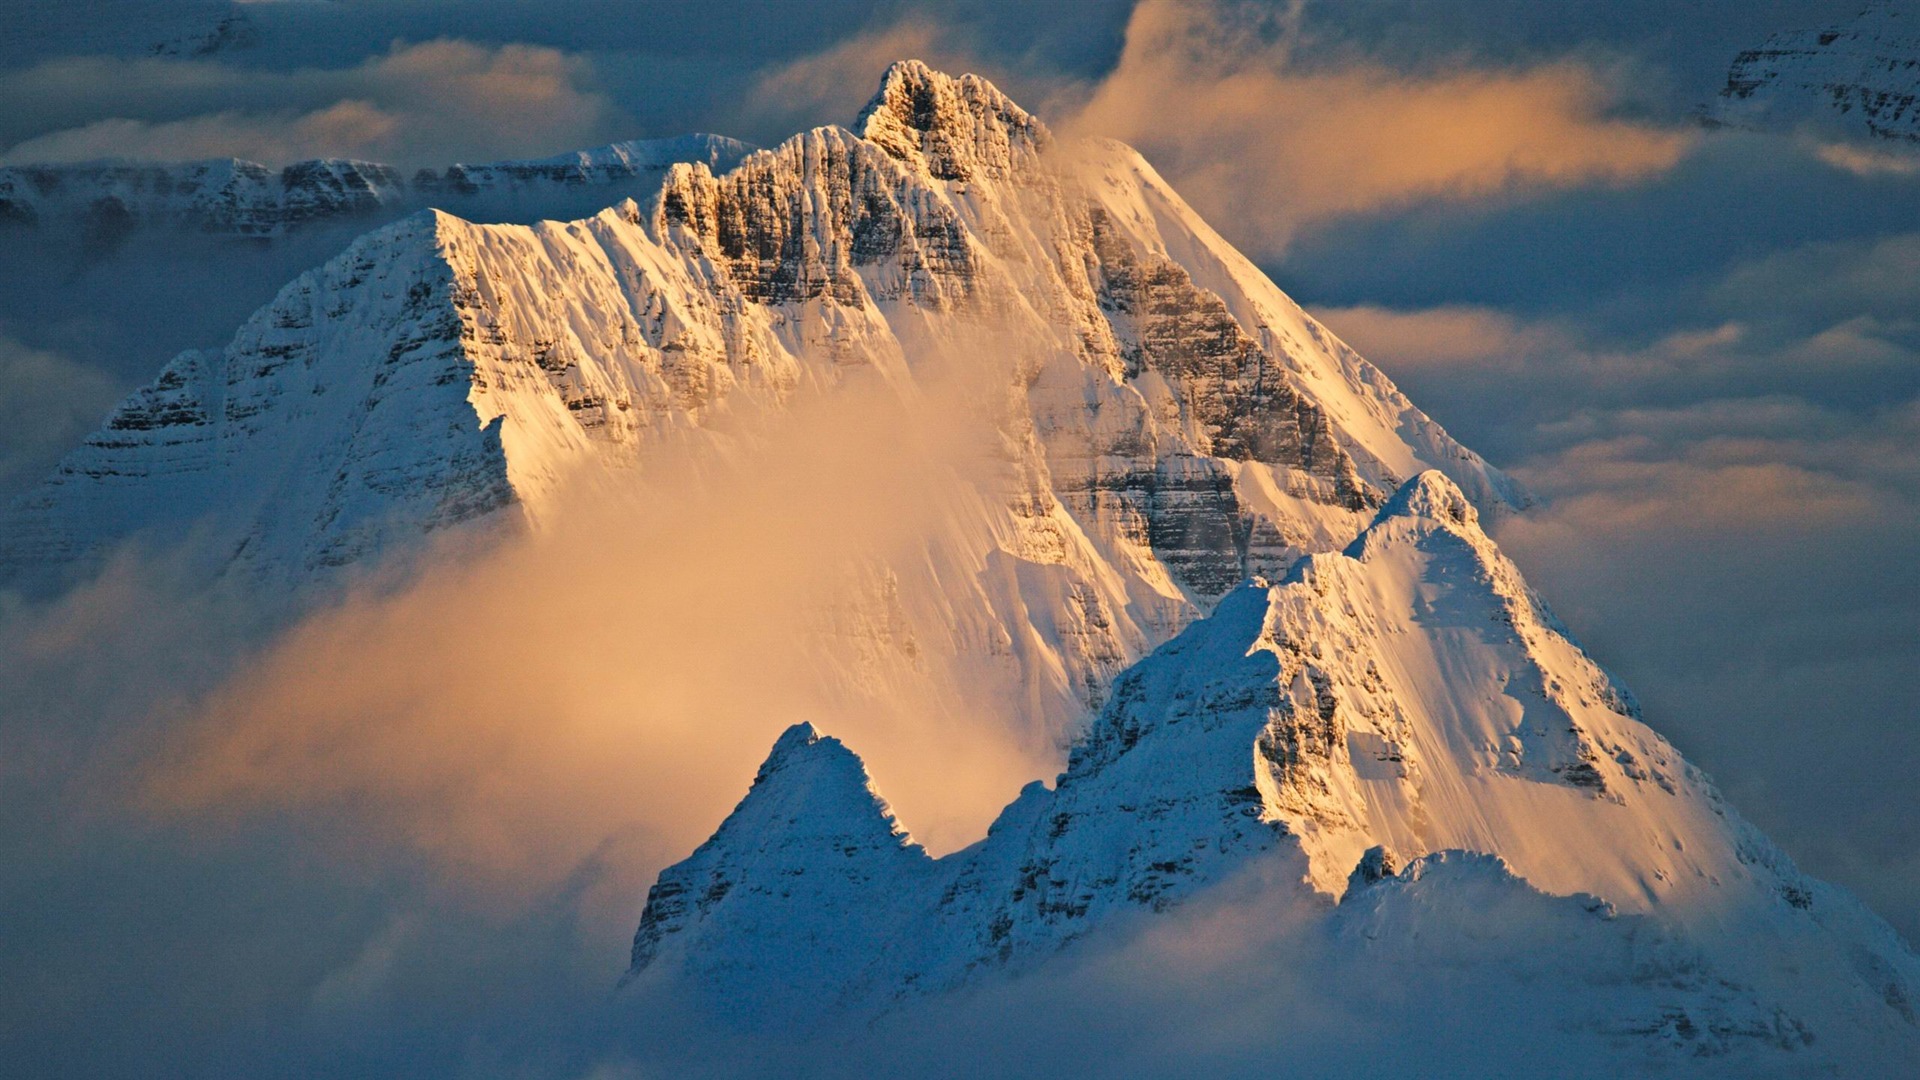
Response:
1379,470,1479,528
875,58,939,91
760,721,827,770
775,720,821,745
744,722,891,810
727,723,920,856
852,59,1049,182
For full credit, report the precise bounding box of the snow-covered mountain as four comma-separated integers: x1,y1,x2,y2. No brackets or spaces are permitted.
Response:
0,61,1520,740
1713,1,1920,141
630,471,1920,1069
5,54,1914,1073
0,134,752,238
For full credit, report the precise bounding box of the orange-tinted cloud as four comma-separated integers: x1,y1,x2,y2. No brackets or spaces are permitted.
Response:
1308,304,1567,373
1060,0,1693,253
139,367,1059,900
1815,141,1920,177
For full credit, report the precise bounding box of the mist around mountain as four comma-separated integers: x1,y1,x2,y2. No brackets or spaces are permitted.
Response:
0,54,1913,1077
2,4,1918,1076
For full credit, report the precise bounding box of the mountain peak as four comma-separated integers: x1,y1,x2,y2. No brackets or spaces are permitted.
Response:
753,721,834,782
1378,469,1479,528
625,721,933,1005
733,722,901,830
765,718,821,752
853,59,1050,181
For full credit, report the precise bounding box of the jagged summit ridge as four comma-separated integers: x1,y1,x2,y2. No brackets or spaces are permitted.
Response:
627,471,1920,1066
854,59,1052,181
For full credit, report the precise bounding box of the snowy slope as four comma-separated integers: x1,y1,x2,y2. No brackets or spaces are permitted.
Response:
0,61,1520,741
0,134,752,237
1713,1,1920,141
628,472,1920,1070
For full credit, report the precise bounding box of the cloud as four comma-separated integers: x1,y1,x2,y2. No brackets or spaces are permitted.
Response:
1057,0,1692,255
730,19,964,139
1815,140,1920,178
0,101,400,168
0,331,122,493
1319,301,1914,406
1512,397,1914,529
1711,232,1920,336
1313,232,1920,450
0,40,625,168
131,357,1061,897
0,333,1071,1070
1304,303,1569,374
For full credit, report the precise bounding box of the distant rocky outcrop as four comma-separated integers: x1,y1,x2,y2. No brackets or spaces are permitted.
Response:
0,134,753,238
1712,2,1920,141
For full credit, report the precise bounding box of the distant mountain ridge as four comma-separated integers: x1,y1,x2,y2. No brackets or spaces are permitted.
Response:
1713,1,1920,141
0,134,754,238
632,469,1920,1069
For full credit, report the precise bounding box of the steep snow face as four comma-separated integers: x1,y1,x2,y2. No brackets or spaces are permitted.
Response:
1713,2,1920,141
1,61,1519,739
0,213,516,576
1252,470,1710,907
627,473,1920,1067
627,723,937,1016
0,134,752,237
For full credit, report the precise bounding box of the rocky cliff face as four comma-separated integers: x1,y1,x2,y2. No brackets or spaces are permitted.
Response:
628,472,1920,1070
0,60,1520,740
1714,2,1920,141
